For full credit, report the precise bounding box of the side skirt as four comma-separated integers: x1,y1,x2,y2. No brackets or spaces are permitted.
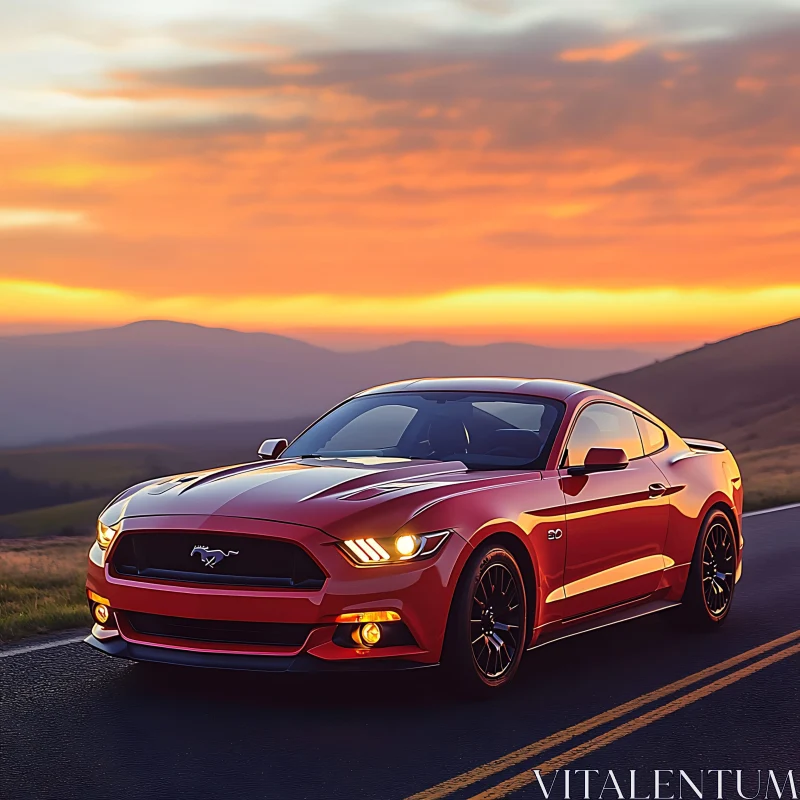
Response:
528,598,680,651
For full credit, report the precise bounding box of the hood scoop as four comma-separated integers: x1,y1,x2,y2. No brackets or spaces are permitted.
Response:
342,482,443,501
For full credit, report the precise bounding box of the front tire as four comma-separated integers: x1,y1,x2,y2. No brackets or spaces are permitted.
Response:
680,509,737,628
442,544,527,697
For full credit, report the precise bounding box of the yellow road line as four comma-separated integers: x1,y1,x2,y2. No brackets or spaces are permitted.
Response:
405,628,800,800
470,639,800,799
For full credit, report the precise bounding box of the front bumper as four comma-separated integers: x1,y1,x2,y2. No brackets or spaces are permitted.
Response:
86,514,469,671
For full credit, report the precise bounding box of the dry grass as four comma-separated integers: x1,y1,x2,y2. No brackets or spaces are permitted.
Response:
0,537,91,643
0,497,107,539
738,443,800,510
0,444,796,644
0,443,170,486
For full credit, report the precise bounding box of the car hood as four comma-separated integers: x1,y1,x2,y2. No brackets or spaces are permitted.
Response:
102,457,482,537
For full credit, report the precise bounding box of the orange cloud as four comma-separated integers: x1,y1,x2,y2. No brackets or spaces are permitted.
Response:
559,40,646,63
736,76,767,93
0,208,93,231
269,61,320,76
661,50,691,62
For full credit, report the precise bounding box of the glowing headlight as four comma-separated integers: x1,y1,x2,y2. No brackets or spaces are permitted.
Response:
395,534,418,556
96,520,119,550
339,530,450,565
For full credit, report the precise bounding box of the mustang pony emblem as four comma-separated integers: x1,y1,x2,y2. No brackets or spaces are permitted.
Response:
190,545,239,568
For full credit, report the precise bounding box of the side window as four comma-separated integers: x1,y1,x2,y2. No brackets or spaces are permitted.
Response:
564,403,645,466
636,415,666,455
322,405,417,451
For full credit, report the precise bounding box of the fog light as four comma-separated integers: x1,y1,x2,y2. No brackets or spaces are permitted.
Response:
360,622,382,646
93,603,110,625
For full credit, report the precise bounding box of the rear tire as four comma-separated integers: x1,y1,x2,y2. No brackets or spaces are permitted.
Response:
679,509,737,629
441,543,527,698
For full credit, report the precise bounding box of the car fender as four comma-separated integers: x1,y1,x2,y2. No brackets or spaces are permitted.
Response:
654,447,741,590
400,475,565,635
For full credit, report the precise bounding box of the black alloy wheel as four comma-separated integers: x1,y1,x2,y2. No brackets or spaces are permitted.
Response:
442,544,528,696
470,562,523,679
702,520,736,617
680,509,737,628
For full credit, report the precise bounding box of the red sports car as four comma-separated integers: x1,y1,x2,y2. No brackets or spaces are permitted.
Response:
85,378,743,693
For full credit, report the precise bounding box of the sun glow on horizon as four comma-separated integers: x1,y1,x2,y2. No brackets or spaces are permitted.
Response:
1,279,798,347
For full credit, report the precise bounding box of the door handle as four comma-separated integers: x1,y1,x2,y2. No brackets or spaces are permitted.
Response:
648,483,667,498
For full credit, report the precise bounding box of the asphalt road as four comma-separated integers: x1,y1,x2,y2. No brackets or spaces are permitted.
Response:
2,507,799,800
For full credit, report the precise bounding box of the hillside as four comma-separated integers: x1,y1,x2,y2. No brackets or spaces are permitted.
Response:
596,317,800,452
0,321,656,446
0,416,313,532
2,317,798,539
597,317,800,508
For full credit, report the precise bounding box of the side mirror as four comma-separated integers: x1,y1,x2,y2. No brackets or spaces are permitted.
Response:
258,438,288,460
567,447,628,476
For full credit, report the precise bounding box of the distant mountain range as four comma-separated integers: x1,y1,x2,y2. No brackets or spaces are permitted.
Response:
1,317,798,526
0,320,658,446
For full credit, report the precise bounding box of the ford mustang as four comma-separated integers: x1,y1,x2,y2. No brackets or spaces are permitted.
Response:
85,378,744,694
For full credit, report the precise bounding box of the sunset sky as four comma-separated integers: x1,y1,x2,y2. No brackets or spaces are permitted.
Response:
1,0,799,351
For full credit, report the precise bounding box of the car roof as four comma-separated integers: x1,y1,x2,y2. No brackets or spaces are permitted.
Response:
354,377,605,402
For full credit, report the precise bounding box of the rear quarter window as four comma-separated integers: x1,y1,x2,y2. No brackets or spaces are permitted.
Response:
636,415,667,455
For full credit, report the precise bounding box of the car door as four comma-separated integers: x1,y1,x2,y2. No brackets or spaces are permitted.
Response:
554,402,670,619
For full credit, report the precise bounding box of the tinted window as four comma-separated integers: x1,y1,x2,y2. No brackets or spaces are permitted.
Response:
636,415,666,455
473,401,544,431
325,405,417,450
564,403,645,466
282,391,565,470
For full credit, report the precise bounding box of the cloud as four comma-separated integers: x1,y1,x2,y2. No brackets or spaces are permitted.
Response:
598,174,668,194
736,173,800,199
0,208,92,231
559,40,647,63
486,230,620,248
86,15,800,154
2,5,800,343
456,0,517,14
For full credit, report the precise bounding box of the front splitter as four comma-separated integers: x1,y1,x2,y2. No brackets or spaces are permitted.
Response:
84,634,438,673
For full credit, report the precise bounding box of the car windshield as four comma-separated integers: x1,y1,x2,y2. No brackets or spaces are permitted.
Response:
281,391,565,470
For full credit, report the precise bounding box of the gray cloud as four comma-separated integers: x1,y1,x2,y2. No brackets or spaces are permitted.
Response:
598,175,669,194
105,13,800,158
455,0,517,14
735,173,800,199
486,230,622,248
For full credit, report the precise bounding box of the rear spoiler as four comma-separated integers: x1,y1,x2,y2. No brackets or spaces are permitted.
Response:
683,437,727,453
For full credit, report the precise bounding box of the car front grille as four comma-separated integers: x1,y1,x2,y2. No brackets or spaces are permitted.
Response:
110,531,326,590
125,612,314,647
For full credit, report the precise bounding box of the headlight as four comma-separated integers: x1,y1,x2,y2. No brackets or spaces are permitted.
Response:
339,530,450,565
96,520,119,550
